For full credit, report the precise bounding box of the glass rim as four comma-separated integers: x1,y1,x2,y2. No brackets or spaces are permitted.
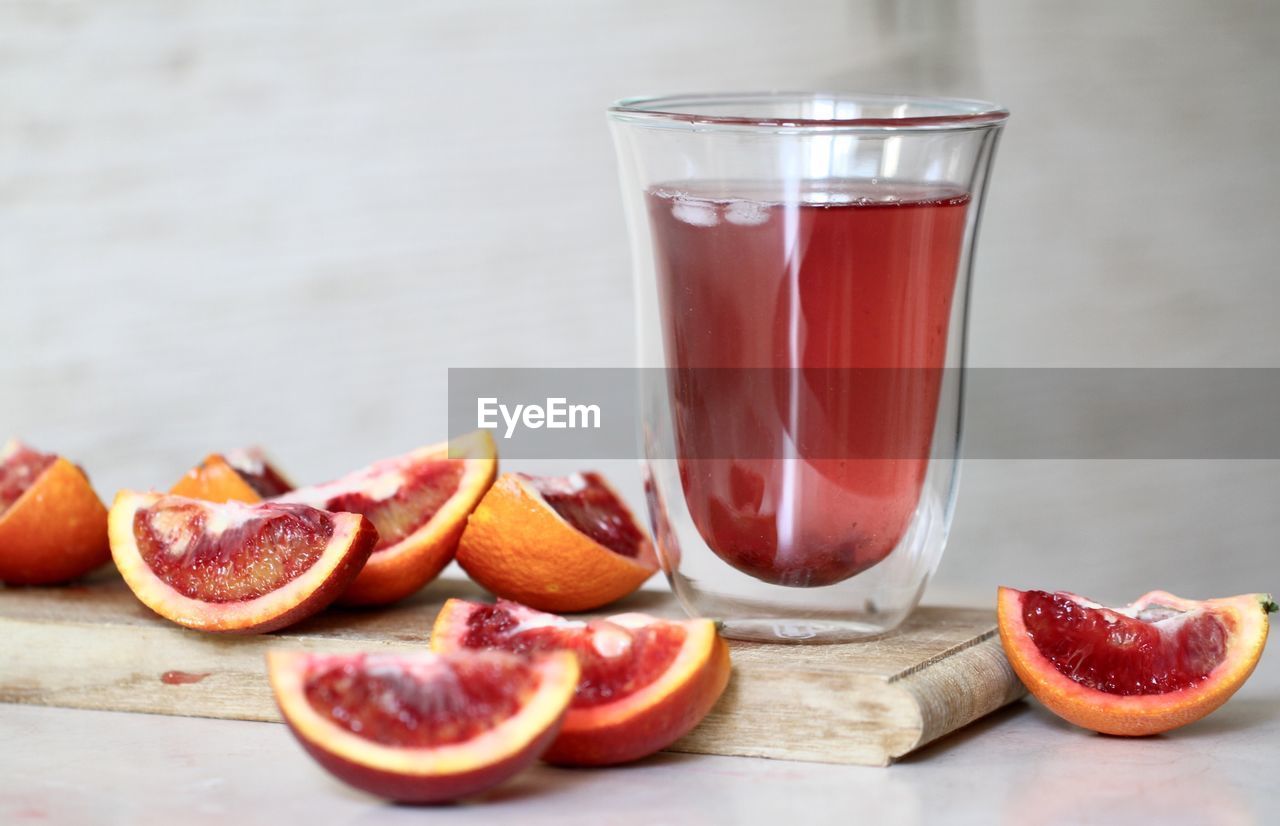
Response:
608,91,1009,132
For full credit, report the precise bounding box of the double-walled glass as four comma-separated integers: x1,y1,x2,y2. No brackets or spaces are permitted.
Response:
609,93,1007,642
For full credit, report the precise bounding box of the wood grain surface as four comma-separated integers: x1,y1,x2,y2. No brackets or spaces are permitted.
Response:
0,572,1024,766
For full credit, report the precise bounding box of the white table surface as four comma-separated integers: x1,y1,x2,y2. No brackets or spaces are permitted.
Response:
2,593,1275,826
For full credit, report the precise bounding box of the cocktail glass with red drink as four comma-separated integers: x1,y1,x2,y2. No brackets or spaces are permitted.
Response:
610,93,1006,641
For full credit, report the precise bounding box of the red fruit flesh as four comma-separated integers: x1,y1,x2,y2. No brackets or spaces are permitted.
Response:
524,472,646,559
1021,590,1228,696
133,501,335,603
303,653,537,748
293,461,465,552
0,443,57,514
225,448,294,498
274,437,497,607
269,649,578,804
111,492,376,633
432,600,731,766
460,602,686,708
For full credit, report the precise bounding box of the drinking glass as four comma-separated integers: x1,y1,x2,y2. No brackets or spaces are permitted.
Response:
608,92,1007,642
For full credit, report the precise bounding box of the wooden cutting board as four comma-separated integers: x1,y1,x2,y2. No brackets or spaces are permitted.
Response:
0,573,1024,766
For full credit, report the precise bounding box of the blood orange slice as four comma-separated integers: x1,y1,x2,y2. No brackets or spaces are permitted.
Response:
0,439,110,585
998,587,1274,736
109,492,377,633
275,432,497,606
455,472,659,613
170,447,294,504
224,447,294,497
431,599,731,766
267,649,578,803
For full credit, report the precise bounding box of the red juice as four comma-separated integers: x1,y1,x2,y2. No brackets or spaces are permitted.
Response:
647,181,969,587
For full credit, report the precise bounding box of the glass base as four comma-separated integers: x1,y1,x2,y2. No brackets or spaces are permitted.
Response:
649,458,950,645
716,616,905,644
673,584,918,644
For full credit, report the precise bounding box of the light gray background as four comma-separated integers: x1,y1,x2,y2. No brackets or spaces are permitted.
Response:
3,0,1278,602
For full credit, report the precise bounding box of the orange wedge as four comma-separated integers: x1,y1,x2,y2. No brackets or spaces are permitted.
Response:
110,492,376,633
0,439,110,585
455,472,658,613
169,447,294,504
267,649,578,803
432,598,730,766
998,587,1273,736
277,432,497,606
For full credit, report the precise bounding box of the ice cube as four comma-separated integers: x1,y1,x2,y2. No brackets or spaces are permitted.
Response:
725,200,769,226
672,200,718,227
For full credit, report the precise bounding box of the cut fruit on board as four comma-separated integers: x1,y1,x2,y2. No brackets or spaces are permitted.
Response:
169,448,294,504
0,574,1024,766
997,587,1274,736
456,472,658,612
0,439,110,585
275,432,497,606
431,598,731,766
109,492,377,633
267,649,579,803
